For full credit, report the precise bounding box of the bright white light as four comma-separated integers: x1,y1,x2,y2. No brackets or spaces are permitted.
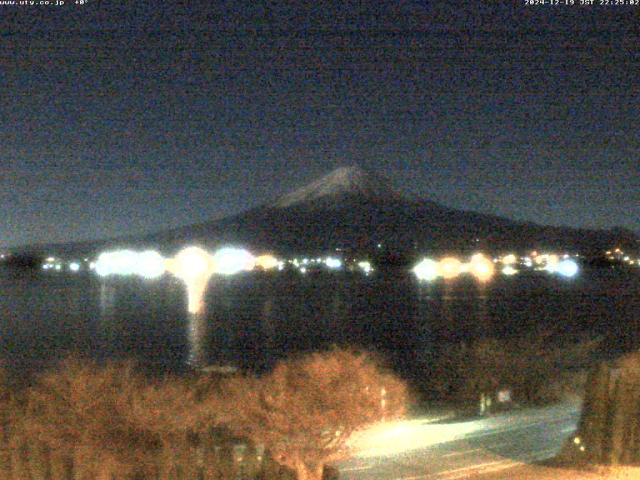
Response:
502,265,518,276
413,258,439,282
45,256,56,263
165,247,217,314
55,264,61,271
95,250,139,277
358,261,372,274
212,247,255,275
69,262,80,272
556,259,579,278
300,267,307,274
325,257,342,269
136,250,165,279
169,247,213,282
548,254,559,269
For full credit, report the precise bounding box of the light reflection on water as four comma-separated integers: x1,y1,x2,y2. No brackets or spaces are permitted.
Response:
187,311,208,368
0,268,638,374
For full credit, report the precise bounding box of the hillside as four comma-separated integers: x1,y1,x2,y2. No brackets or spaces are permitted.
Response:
11,166,639,258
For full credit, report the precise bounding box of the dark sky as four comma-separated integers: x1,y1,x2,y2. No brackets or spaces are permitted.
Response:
1,1,639,248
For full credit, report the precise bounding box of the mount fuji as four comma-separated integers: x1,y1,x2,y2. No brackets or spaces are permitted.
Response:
17,166,639,258
273,166,402,208
124,165,636,257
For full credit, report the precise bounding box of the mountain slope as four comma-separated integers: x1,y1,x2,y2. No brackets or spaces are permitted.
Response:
129,166,636,256
273,166,401,208
14,166,639,257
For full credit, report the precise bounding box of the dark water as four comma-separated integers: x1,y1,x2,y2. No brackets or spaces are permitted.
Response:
0,267,638,377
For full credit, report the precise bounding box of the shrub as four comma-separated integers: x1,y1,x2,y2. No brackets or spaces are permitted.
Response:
23,358,161,479
213,347,408,480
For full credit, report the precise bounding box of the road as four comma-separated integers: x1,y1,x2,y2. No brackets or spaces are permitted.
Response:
338,402,580,480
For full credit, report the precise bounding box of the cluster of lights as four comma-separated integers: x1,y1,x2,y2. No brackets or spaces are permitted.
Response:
357,261,373,274
41,256,90,273
96,246,262,314
95,250,166,279
286,256,375,275
495,251,581,278
413,253,495,283
286,256,348,274
605,248,639,267
95,247,262,280
42,256,63,272
414,251,580,282
254,254,281,271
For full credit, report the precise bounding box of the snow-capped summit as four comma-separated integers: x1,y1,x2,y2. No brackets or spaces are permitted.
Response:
274,166,400,208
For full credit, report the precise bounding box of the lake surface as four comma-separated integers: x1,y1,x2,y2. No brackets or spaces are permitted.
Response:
0,267,638,378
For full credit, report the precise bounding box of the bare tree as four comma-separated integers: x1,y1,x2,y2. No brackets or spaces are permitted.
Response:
23,358,161,479
214,348,408,480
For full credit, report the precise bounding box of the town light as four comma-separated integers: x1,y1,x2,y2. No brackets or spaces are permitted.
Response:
502,254,517,265
358,261,372,274
255,254,280,271
165,247,213,282
165,247,218,314
137,250,166,279
211,247,255,275
95,250,139,277
439,257,462,280
325,257,342,269
95,249,166,278
502,265,518,276
545,254,560,272
469,253,495,282
95,246,257,315
412,258,439,282
556,259,579,278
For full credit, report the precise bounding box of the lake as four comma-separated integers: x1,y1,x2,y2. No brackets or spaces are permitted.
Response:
1,267,638,379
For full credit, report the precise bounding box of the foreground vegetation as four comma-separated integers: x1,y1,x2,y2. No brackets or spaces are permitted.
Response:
0,331,600,480
0,348,407,480
425,332,598,409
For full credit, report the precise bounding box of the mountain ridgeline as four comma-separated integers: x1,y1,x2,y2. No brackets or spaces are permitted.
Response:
12,166,640,259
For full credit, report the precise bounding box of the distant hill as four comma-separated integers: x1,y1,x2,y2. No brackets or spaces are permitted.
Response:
12,166,640,258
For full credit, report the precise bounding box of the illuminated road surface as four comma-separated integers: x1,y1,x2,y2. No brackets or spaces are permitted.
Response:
339,402,580,480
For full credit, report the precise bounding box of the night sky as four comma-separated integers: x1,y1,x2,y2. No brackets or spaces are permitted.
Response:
1,1,639,248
